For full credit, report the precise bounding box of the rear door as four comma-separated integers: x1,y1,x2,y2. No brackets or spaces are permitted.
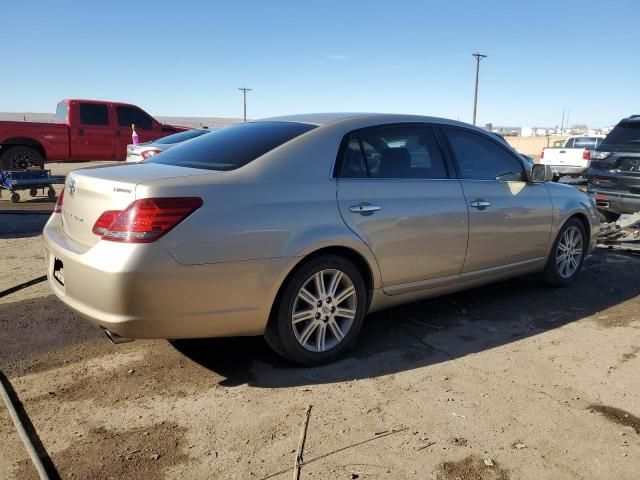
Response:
336,124,469,294
69,102,115,160
441,126,552,273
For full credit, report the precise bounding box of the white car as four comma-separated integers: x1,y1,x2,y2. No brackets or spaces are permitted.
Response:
538,135,605,178
125,129,212,162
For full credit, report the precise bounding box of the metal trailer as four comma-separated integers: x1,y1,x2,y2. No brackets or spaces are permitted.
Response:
0,170,65,203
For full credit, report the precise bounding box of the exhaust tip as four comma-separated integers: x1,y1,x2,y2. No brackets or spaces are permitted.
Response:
104,329,135,345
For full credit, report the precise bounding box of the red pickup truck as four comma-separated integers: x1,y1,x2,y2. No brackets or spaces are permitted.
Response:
0,99,187,169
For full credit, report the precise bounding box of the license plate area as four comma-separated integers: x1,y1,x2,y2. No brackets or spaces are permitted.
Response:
53,258,65,286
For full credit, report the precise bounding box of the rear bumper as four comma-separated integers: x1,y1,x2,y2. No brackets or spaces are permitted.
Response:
547,165,588,176
587,187,640,214
43,216,290,339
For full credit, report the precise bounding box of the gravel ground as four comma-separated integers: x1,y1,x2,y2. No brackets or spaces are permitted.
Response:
0,191,639,480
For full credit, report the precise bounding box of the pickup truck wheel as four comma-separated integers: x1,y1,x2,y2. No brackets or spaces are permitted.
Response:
0,146,44,170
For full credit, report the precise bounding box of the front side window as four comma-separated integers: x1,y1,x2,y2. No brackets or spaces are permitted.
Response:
116,106,153,130
338,124,448,179
444,128,524,181
79,103,109,126
148,121,316,171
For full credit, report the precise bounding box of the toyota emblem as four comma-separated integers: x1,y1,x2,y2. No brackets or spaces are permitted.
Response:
68,179,76,196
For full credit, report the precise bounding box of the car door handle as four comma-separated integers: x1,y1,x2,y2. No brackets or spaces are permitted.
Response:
470,200,491,209
349,204,381,215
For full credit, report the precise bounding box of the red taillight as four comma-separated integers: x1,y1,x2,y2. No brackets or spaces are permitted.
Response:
583,149,591,160
93,197,202,243
540,149,545,159
53,190,64,214
92,210,122,236
140,149,161,160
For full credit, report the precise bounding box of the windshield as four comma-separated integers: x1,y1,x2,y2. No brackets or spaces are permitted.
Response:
154,129,211,145
600,121,640,149
147,121,316,171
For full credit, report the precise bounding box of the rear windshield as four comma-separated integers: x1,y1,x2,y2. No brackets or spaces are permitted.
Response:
154,129,210,145
55,102,67,123
147,122,316,171
573,137,602,148
601,121,640,149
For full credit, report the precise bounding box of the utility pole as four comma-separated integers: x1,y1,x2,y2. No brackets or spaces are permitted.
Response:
238,87,252,122
472,53,487,126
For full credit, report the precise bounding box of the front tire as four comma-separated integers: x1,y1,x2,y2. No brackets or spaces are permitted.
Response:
543,218,587,287
264,255,367,366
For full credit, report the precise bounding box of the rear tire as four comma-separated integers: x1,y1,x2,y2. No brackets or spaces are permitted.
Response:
264,254,367,366
0,146,44,170
10,192,20,203
543,218,587,287
598,210,620,224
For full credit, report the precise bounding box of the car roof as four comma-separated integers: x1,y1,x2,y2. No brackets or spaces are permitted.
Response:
258,112,471,128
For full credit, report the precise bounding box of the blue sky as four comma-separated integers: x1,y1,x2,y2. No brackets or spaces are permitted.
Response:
2,0,638,127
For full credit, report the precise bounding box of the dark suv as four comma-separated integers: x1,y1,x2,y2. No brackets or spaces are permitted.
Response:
587,115,640,222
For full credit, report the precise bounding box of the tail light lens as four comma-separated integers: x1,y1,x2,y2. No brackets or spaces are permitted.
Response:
92,210,122,236
92,197,202,243
141,149,162,160
53,190,64,214
583,149,591,160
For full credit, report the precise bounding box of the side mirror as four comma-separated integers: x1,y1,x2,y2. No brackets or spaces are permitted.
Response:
531,164,554,183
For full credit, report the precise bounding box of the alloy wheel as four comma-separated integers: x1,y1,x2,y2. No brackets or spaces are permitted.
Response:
291,269,357,352
556,225,583,279
10,150,36,169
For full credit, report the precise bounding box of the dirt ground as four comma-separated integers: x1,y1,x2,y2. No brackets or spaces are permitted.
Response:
1,189,639,479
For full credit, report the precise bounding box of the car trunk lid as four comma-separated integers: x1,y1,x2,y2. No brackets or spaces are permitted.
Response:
61,163,210,247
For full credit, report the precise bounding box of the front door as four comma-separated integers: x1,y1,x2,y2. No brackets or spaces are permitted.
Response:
336,124,469,294
442,126,553,273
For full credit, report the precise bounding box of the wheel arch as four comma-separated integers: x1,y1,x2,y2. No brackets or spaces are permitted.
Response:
266,244,379,332
1,138,47,160
568,212,591,247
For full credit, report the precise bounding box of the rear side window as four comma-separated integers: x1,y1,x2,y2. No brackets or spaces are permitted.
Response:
444,127,524,181
116,106,154,130
79,103,109,126
601,121,640,148
338,124,448,179
148,122,316,171
55,102,67,123
154,129,210,145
